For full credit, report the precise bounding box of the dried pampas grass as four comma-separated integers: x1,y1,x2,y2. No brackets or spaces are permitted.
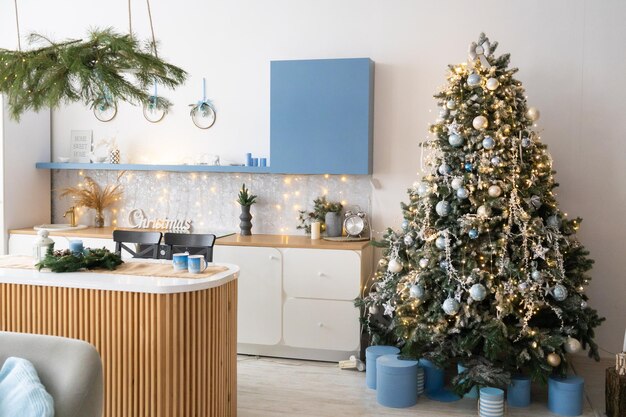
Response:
61,173,124,211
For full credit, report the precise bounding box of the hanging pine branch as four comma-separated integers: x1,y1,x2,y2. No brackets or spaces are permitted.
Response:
0,28,187,119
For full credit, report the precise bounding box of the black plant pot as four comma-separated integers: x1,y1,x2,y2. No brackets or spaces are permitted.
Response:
239,205,253,236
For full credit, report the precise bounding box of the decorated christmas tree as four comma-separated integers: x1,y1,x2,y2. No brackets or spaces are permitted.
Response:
357,33,604,391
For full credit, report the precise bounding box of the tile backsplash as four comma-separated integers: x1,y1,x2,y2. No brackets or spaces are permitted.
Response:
52,170,372,235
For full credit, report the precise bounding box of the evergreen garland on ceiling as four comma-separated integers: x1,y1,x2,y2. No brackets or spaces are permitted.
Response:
0,28,187,119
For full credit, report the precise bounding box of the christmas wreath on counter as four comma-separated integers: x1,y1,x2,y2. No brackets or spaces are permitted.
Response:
36,247,123,273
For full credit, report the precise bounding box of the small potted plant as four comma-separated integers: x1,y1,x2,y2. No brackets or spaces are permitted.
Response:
237,184,257,236
323,200,343,237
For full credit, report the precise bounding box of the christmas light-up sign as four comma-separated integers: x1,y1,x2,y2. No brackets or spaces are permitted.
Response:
128,209,192,231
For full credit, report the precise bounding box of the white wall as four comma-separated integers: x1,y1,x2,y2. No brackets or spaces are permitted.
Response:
1,0,624,355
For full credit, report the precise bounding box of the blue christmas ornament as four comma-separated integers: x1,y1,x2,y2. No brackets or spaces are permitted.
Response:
464,162,473,172
468,229,479,239
448,134,464,147
467,73,481,87
435,236,447,250
469,283,487,301
521,137,532,147
409,284,426,299
435,200,451,216
456,187,469,199
439,260,449,269
438,163,452,175
401,219,409,230
490,156,501,166
482,136,495,150
442,298,460,315
552,284,568,301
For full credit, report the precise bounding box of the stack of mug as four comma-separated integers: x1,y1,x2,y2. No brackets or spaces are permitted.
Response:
479,387,504,417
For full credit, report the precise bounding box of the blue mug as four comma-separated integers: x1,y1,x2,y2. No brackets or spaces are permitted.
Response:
172,253,189,271
188,255,208,274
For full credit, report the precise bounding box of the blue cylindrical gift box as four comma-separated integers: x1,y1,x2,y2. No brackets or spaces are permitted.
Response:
508,375,531,407
376,354,419,408
457,364,478,398
260,158,267,167
548,376,584,416
252,158,259,167
365,345,399,389
479,387,504,417
419,359,444,394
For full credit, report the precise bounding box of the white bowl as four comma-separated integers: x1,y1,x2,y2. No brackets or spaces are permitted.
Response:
57,157,70,163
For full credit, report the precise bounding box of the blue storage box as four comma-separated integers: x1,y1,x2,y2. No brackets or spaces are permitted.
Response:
376,354,419,408
548,376,584,416
419,359,444,394
507,375,531,407
365,345,400,389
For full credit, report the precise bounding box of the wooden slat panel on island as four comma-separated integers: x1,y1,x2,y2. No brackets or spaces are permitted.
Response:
0,264,238,417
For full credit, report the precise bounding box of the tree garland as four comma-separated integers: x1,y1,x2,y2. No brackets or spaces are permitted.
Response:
36,247,123,273
0,28,187,119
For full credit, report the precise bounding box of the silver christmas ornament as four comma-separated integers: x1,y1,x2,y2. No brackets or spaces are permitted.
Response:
486,78,499,91
491,156,501,166
467,73,481,87
564,337,582,354
521,137,532,147
482,136,495,150
451,177,464,190
472,115,488,130
552,284,568,301
581,301,588,308
456,187,469,199
527,107,541,122
531,270,542,281
404,235,414,246
449,134,464,147
435,236,447,250
436,200,451,216
488,185,502,197
547,215,561,228
438,163,452,175
446,100,457,110
419,258,429,268
388,258,403,273
477,205,491,218
416,182,430,196
469,283,487,301
402,219,409,230
439,260,448,269
409,284,426,299
442,298,460,315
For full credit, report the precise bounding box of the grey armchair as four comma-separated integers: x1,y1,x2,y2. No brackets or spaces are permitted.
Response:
0,332,103,417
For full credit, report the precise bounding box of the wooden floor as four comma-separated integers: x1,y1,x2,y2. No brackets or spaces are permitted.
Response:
237,355,611,417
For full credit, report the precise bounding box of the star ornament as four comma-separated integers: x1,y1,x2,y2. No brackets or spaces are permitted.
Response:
532,243,549,259
383,302,396,317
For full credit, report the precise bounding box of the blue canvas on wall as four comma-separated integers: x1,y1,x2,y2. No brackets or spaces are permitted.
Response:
270,58,374,175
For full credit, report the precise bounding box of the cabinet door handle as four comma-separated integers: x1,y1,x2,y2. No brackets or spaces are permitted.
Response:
317,322,324,328
269,255,279,260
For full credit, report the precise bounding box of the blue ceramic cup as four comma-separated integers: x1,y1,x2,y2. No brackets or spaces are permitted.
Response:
172,253,189,271
69,240,83,255
188,255,208,274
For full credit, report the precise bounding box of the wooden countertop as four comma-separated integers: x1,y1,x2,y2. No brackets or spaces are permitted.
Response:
10,227,372,250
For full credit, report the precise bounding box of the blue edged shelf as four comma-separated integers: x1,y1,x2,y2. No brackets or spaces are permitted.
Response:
35,162,271,173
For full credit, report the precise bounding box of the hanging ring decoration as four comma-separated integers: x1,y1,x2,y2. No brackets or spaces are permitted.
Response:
93,90,118,122
143,82,167,123
189,78,216,129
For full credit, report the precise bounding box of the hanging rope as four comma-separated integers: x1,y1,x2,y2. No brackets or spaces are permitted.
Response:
128,0,133,36
145,0,158,58
13,0,22,51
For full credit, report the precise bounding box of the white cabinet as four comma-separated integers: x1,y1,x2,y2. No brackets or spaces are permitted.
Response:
213,245,282,346
283,298,360,351
9,233,115,255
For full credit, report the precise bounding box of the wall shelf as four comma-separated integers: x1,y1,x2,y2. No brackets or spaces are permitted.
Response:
36,162,271,174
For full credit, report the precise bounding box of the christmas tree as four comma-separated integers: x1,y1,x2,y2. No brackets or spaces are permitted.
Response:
357,33,604,391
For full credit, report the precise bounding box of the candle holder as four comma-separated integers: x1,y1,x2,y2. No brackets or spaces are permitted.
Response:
617,353,626,376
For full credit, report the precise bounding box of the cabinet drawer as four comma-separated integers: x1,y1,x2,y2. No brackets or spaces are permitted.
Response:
283,298,360,351
283,248,360,300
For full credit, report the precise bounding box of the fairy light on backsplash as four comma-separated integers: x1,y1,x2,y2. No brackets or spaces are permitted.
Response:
51,171,372,234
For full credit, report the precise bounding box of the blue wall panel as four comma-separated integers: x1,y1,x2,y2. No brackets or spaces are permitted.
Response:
270,58,374,175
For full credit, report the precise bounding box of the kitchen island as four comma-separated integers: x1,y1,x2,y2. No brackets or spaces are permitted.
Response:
0,257,239,417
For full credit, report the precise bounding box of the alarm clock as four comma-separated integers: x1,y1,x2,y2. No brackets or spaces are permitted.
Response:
343,210,369,238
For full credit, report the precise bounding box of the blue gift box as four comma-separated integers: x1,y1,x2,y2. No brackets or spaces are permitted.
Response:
365,345,399,389
376,354,419,408
508,375,531,407
419,359,444,394
548,376,584,416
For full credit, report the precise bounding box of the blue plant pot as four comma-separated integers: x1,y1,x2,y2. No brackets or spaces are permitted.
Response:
419,359,444,394
508,375,531,407
457,364,478,399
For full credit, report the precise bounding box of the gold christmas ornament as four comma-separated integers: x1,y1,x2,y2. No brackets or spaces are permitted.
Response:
547,352,562,367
